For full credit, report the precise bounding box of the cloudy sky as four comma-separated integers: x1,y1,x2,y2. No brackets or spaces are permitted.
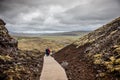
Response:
0,0,120,33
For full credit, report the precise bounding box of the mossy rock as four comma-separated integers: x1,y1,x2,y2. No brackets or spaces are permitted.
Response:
99,72,106,77
0,55,12,62
115,58,120,64
114,65,120,71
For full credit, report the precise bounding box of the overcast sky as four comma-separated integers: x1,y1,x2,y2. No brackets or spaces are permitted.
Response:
0,0,120,33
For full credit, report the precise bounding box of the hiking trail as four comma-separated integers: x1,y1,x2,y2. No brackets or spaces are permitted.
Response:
40,56,68,80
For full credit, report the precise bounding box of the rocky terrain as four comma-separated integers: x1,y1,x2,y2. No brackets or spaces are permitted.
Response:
0,19,44,80
53,17,120,80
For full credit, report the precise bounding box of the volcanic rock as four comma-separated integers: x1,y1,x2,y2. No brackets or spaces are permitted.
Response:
0,19,44,80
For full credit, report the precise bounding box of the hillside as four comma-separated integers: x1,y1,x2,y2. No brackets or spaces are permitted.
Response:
53,17,120,80
0,19,44,80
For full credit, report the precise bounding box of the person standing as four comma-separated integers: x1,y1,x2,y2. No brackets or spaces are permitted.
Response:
45,48,50,56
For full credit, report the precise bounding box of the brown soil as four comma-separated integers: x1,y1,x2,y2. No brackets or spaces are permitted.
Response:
53,44,97,80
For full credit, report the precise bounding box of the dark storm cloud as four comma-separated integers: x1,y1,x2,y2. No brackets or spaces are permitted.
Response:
58,0,120,25
116,0,120,3
0,0,120,33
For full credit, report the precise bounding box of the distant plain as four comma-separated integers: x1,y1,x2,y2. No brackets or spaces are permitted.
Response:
12,31,90,53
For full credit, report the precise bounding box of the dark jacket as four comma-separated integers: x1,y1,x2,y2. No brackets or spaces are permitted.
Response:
46,49,50,54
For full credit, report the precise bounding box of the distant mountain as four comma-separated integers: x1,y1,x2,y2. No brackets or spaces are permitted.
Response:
53,17,120,80
43,31,90,36
10,32,43,37
10,31,90,37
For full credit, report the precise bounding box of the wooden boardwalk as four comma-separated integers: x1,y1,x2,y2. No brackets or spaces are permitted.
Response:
40,56,68,80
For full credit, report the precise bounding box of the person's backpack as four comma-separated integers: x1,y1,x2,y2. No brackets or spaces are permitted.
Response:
48,49,50,53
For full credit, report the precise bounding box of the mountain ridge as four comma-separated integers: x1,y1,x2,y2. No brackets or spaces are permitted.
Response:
10,30,90,37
